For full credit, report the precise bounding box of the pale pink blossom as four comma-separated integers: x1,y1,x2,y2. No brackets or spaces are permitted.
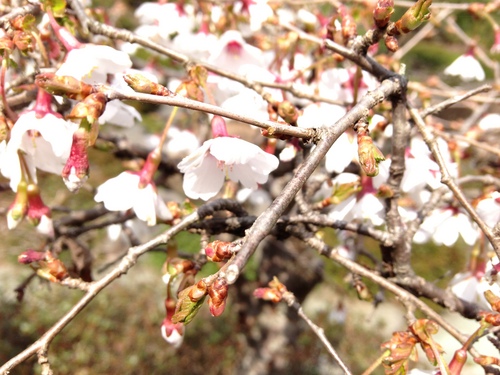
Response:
327,173,386,226
476,191,500,228
414,208,478,246
94,172,172,226
444,54,485,82
450,257,500,310
165,127,200,159
208,30,265,74
161,319,184,348
56,44,132,84
177,137,279,201
1,112,77,191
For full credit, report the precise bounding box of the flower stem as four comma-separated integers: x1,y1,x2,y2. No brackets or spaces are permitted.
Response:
157,106,179,148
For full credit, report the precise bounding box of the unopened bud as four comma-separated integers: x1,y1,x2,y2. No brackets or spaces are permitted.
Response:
123,73,173,96
208,278,229,317
62,127,90,192
373,0,394,29
340,6,357,42
172,281,208,324
277,101,299,125
205,240,234,262
7,180,28,229
35,73,95,100
211,115,229,138
19,250,68,282
484,290,500,312
357,128,385,177
253,276,288,303
18,249,47,264
384,35,398,52
392,0,432,35
253,287,283,303
26,183,51,227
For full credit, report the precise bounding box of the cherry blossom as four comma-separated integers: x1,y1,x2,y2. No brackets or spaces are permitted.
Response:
1,109,77,192
413,207,478,247
56,44,132,85
327,173,386,226
444,53,485,82
94,172,172,226
476,191,500,228
49,13,132,85
450,257,500,310
208,30,266,74
178,136,279,201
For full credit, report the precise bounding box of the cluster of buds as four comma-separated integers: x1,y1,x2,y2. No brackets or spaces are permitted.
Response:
123,73,174,96
381,319,445,374
0,14,36,54
205,240,235,262
325,5,357,46
339,5,357,43
207,278,229,317
18,250,68,282
253,276,290,303
355,122,385,177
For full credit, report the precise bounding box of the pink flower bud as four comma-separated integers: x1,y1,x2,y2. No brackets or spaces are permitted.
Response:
211,116,229,138
62,128,90,192
18,249,47,264
373,0,394,29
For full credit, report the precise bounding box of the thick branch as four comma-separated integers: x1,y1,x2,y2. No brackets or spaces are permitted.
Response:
222,77,404,284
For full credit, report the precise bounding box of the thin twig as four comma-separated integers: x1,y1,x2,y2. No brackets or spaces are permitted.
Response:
420,85,492,118
105,88,315,140
282,291,353,375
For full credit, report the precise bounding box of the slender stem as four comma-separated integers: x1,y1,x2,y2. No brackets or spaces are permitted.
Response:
105,88,315,140
282,292,352,375
158,106,178,147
